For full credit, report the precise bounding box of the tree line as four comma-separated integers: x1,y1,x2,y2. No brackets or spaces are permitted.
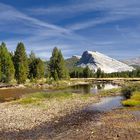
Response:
70,67,140,78
1,41,140,84
0,42,69,84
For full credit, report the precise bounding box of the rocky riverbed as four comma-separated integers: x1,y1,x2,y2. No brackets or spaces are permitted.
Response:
0,94,139,140
0,94,98,139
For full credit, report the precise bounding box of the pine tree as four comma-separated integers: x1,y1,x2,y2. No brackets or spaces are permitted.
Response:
49,47,59,80
28,51,45,80
83,66,91,78
96,68,102,78
49,47,69,80
29,51,36,62
54,69,58,81
0,42,15,83
57,50,69,79
28,51,36,79
35,58,44,79
14,42,28,84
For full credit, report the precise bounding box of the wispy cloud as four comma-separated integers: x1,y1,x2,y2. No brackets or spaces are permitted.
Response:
0,1,140,59
67,0,140,31
0,2,82,59
68,15,124,31
28,0,138,15
0,3,70,34
28,0,140,31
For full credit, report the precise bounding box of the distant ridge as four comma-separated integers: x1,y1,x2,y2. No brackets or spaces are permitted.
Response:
77,51,134,73
123,57,140,66
65,55,80,71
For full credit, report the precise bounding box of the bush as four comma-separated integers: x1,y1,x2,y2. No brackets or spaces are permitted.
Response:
122,91,140,106
121,83,140,99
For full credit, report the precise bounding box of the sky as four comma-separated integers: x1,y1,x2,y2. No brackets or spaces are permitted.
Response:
0,0,140,60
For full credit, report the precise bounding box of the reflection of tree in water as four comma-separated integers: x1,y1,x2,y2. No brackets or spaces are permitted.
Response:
72,85,80,90
97,84,102,90
71,84,90,94
97,83,105,90
71,83,117,94
83,85,90,94
101,83,105,89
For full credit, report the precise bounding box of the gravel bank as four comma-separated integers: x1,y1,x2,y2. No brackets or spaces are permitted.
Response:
0,95,98,137
0,95,139,140
0,107,139,140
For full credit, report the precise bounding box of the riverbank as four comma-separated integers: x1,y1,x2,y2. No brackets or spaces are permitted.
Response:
0,88,120,139
0,81,139,139
0,79,90,90
122,92,140,106
46,107,139,140
0,92,98,133
0,96,139,140
0,79,121,102
1,77,140,90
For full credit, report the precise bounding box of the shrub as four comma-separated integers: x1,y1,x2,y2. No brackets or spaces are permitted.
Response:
121,83,140,99
122,91,140,106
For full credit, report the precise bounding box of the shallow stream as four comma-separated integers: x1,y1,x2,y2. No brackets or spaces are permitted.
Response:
0,82,119,102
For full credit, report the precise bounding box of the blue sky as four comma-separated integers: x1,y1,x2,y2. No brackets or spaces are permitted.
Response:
0,0,140,60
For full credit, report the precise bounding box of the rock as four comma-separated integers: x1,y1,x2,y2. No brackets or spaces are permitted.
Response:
77,51,134,73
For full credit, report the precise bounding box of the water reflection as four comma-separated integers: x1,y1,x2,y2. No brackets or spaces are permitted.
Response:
0,82,119,102
70,84,91,94
70,83,119,94
86,96,123,112
0,88,42,102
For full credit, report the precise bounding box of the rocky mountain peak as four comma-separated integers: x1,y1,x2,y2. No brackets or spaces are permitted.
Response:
77,51,134,73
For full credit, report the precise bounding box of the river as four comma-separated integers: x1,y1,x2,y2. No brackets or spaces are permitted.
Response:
0,82,119,102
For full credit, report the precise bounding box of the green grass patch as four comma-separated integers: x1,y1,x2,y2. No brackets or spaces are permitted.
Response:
17,92,73,104
16,92,93,105
122,99,140,106
121,83,140,99
18,97,40,104
131,92,140,100
122,91,140,106
100,88,121,97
